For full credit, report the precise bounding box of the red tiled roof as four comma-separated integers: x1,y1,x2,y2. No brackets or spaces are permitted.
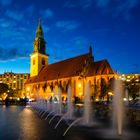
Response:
37,53,91,82
25,53,116,84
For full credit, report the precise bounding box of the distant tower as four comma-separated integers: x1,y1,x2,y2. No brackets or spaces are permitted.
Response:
30,19,49,77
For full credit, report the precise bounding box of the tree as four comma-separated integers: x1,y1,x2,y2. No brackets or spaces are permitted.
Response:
92,84,100,101
0,83,16,99
100,78,114,101
0,83,9,94
0,83,9,99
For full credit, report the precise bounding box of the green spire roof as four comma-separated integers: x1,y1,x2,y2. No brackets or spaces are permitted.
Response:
36,19,44,39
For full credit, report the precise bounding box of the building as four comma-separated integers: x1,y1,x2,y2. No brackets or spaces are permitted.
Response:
25,20,117,101
0,72,30,97
119,73,140,82
119,73,140,98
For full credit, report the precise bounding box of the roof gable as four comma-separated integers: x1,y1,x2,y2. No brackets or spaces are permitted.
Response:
87,60,116,76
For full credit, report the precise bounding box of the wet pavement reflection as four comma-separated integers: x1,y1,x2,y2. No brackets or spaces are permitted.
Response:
0,105,63,140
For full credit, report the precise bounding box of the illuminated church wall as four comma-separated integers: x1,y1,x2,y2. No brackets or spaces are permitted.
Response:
26,74,116,101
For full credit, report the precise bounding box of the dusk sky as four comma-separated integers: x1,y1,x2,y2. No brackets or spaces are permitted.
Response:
0,0,140,74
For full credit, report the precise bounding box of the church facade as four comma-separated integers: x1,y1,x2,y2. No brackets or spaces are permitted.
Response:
25,21,117,101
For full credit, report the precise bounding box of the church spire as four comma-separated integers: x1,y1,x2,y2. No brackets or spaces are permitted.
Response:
33,19,46,54
36,19,44,39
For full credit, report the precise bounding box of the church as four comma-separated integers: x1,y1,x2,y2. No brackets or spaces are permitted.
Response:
25,20,117,101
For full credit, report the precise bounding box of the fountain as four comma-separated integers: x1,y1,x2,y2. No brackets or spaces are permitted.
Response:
58,87,62,115
48,87,63,124
62,80,93,136
83,80,92,125
54,85,74,128
112,79,124,136
67,84,74,119
31,79,135,139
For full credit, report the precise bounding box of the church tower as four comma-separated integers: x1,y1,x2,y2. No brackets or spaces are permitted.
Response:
30,20,49,77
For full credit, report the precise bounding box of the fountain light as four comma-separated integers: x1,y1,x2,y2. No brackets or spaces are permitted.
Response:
17,98,20,101
108,92,113,96
123,98,127,101
95,98,99,101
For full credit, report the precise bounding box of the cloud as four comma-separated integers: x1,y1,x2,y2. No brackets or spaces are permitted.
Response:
92,0,140,20
0,0,12,6
82,0,93,8
0,18,25,39
94,0,139,9
43,25,50,33
0,18,16,28
44,9,54,18
64,0,77,8
64,0,93,9
55,21,80,32
114,0,139,19
96,0,110,8
5,10,24,21
25,5,35,16
40,8,54,19
74,37,88,46
0,47,30,61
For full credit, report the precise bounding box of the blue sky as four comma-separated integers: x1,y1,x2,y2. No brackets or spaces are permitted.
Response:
0,0,140,74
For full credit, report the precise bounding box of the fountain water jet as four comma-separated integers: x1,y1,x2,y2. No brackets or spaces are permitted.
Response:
83,80,92,125
54,84,73,128
48,87,63,124
67,85,73,119
113,79,124,136
58,87,62,115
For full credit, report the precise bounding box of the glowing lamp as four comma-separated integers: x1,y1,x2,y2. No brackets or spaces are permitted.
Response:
108,92,113,96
